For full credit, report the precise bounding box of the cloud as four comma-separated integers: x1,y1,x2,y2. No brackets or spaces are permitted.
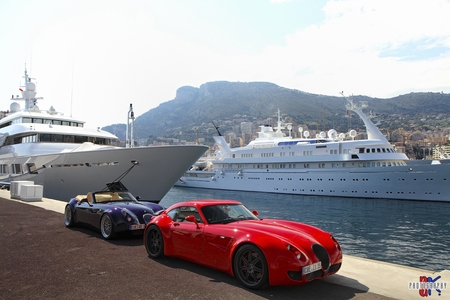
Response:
2,0,450,128
256,0,450,97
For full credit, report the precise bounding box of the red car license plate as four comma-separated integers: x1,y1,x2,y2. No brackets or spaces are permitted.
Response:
302,261,322,275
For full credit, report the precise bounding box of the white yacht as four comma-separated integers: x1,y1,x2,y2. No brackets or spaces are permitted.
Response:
1,68,207,201
176,96,450,202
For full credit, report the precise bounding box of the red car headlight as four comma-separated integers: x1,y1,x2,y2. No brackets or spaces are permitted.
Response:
286,244,303,261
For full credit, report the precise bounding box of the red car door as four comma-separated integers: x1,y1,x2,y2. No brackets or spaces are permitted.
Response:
201,224,235,271
169,206,204,259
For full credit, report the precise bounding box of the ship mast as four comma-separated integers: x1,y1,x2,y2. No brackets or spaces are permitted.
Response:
340,92,388,143
11,67,43,111
126,103,135,148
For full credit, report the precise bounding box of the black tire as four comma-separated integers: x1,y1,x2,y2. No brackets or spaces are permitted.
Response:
100,214,115,240
64,205,75,227
145,225,164,258
233,244,269,289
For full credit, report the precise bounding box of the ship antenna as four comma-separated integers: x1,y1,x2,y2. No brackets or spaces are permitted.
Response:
212,121,222,136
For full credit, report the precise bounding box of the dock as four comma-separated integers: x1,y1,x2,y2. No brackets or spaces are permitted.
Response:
0,189,448,300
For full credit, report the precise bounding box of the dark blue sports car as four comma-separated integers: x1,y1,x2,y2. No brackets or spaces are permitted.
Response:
64,182,164,239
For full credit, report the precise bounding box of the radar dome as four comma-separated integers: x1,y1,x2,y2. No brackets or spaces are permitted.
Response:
328,129,337,139
319,131,326,138
10,102,20,113
303,130,310,138
349,130,357,138
26,82,36,91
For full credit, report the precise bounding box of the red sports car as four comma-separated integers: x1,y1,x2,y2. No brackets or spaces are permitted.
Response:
144,199,342,289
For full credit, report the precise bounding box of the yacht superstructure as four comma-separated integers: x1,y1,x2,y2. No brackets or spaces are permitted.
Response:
1,68,207,201
176,96,450,202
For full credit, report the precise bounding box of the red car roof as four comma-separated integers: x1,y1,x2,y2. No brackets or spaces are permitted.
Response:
168,199,242,207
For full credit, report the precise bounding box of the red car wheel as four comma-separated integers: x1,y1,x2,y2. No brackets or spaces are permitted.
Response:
145,225,164,258
233,244,269,289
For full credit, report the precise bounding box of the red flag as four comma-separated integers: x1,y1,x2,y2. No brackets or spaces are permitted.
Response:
19,88,23,92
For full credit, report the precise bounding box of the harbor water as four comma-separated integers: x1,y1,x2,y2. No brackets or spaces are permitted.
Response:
161,186,450,272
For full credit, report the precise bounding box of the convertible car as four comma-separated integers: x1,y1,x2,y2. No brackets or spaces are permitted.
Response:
144,199,342,289
64,182,164,239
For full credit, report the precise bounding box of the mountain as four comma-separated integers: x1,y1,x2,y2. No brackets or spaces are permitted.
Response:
102,81,450,145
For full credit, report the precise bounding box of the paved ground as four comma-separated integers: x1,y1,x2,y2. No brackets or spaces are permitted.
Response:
1,194,446,300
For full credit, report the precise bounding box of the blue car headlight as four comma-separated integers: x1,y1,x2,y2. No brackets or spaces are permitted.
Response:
121,208,139,224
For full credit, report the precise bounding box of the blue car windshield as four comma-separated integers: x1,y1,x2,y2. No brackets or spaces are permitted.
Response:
201,204,259,224
93,192,137,203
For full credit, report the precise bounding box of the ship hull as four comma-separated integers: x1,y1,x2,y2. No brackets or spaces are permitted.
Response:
1,145,207,201
176,160,450,202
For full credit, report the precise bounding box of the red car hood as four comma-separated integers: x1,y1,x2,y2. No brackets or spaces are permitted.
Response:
232,218,331,247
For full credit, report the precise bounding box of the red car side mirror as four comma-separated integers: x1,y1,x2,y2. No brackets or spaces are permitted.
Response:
185,215,200,229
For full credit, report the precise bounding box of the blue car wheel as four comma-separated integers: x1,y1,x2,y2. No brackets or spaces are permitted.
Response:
100,214,115,240
64,205,75,227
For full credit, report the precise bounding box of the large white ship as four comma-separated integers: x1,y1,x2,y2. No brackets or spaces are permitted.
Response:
1,68,207,201
176,95,450,202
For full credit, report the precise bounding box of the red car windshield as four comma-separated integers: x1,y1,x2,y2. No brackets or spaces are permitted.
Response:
201,204,259,224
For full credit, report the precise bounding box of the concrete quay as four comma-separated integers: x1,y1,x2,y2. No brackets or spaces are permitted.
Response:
0,189,448,300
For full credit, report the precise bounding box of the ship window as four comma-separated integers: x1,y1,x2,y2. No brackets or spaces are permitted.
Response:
22,117,31,123
63,135,75,143
32,118,44,124
372,148,376,153
0,164,7,174
40,134,51,142
53,135,63,142
0,121,12,129
377,148,381,152
382,148,386,153
12,164,21,174
62,121,70,126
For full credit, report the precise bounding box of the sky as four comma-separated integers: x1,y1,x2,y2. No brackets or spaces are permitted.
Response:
1,0,450,128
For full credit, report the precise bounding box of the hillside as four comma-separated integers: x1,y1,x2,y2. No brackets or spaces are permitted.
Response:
102,81,450,144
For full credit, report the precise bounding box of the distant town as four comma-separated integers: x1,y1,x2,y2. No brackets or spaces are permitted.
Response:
139,110,450,161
